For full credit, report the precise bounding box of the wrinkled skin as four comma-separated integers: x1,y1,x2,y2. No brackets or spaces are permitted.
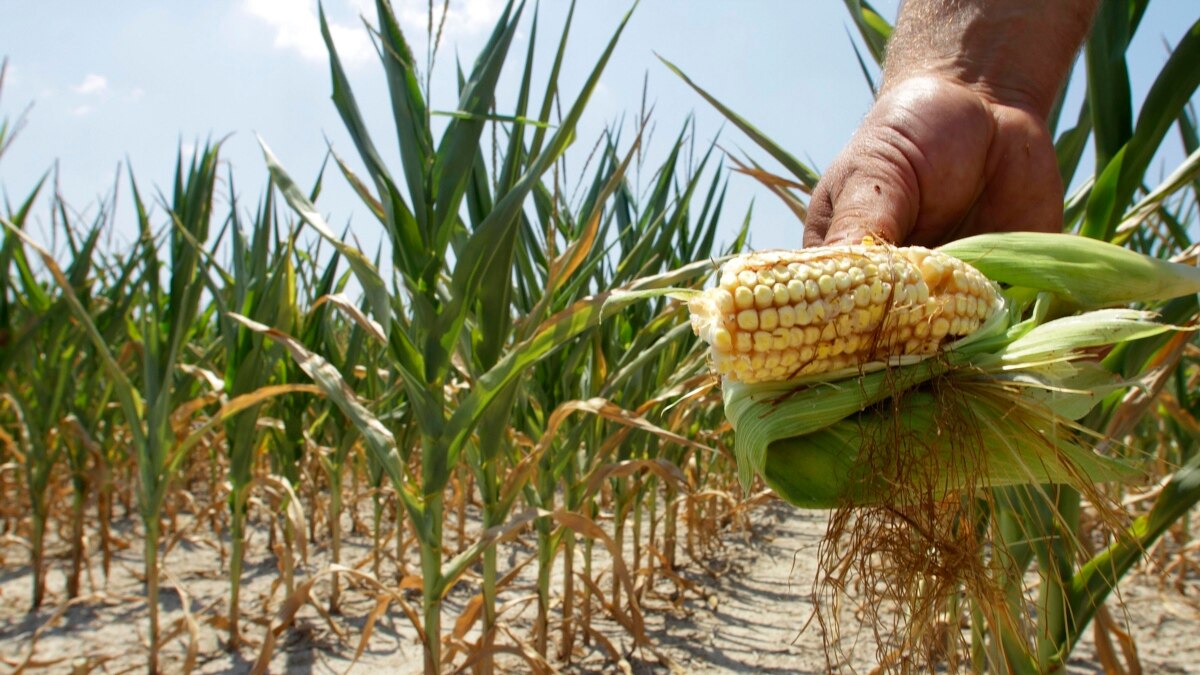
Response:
804,75,1063,248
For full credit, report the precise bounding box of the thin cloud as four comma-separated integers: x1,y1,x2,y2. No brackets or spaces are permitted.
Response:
73,73,108,95
395,0,506,41
242,0,373,67
72,104,93,117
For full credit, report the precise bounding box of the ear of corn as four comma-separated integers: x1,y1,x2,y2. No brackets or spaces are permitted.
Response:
687,239,1004,384
690,233,1200,504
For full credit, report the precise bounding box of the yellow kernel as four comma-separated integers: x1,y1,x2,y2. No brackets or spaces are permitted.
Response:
848,267,867,286
913,321,930,339
760,307,779,331
734,286,755,310
713,289,735,314
920,257,945,286
781,350,799,367
844,334,860,353
915,282,930,304
772,265,791,281
764,353,781,370
836,314,852,337
738,270,757,287
804,279,821,302
771,330,788,350
930,317,950,339
773,283,790,306
754,284,775,309
753,331,773,352
793,303,811,325
817,274,836,296
713,328,732,351
751,353,765,369
720,273,738,289
799,345,815,362
831,338,846,356
833,270,851,292
809,300,827,323
803,326,821,345
786,279,805,300
853,308,872,330
951,269,968,291
789,327,805,347
778,305,795,328
869,304,885,324
870,279,887,304
737,309,759,331
838,295,856,314
820,323,837,341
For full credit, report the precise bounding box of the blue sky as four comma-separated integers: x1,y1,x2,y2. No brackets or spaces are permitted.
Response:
1,1,1196,254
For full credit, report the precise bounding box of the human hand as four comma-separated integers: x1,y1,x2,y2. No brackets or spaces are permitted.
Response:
804,75,1064,248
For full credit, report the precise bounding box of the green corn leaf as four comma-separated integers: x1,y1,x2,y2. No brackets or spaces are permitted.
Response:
228,313,422,521
1082,17,1200,241
1085,0,1134,172
430,4,636,387
439,257,713,489
658,54,820,190
259,138,392,334
841,0,892,67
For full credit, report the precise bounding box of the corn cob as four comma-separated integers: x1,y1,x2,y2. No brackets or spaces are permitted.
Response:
688,238,1003,383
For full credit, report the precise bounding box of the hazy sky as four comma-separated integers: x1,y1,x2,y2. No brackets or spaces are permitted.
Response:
1,1,1196,254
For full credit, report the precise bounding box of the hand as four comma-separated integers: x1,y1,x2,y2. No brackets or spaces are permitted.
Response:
804,75,1063,248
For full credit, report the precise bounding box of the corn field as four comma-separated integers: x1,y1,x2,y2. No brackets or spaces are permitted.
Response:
2,1,1200,673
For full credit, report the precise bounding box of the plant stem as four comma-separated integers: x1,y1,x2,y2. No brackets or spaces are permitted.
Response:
421,495,444,673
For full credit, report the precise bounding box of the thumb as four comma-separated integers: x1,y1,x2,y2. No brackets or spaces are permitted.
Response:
805,162,917,247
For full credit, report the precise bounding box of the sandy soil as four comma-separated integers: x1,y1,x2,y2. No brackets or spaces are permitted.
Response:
2,500,1198,673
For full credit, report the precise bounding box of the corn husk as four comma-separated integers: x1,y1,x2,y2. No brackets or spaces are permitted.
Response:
720,233,1200,506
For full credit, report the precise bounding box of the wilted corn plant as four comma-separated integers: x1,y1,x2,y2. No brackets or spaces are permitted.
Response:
671,0,1200,669
206,177,294,647
245,1,721,670
7,145,226,672
505,115,738,661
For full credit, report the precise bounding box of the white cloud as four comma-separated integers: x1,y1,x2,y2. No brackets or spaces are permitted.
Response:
394,0,506,42
72,104,93,117
72,73,108,95
242,0,373,67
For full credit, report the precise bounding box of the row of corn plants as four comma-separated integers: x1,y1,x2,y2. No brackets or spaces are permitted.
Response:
4,1,1199,673
0,4,756,672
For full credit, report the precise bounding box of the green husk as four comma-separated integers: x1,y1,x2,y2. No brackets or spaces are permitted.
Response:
761,384,1134,509
939,232,1200,309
